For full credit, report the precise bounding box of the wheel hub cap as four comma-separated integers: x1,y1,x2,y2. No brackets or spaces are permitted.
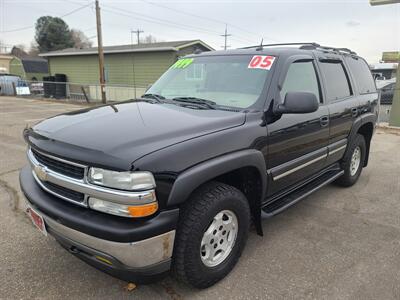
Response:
200,210,238,267
350,146,361,176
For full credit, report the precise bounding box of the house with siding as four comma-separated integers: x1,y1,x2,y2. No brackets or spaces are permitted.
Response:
9,57,49,80
39,40,213,100
0,54,13,74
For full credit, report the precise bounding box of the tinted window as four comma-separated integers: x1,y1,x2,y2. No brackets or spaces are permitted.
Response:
281,61,321,103
320,62,351,101
345,57,376,94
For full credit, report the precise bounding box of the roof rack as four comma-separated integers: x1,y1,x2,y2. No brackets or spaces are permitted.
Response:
315,45,357,55
241,42,320,49
240,42,357,55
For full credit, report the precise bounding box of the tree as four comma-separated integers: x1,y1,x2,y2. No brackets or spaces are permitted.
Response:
140,34,160,44
11,46,29,58
29,42,40,56
35,16,74,52
70,29,93,49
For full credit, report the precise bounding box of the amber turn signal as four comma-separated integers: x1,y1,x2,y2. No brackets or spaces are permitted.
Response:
128,202,159,217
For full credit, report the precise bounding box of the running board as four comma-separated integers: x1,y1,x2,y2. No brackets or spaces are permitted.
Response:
261,169,344,218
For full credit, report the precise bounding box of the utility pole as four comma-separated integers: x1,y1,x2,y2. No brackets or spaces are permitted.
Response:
95,0,106,103
369,0,400,126
131,29,144,44
221,24,231,50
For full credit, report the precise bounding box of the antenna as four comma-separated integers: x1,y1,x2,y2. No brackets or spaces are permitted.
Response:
256,38,264,51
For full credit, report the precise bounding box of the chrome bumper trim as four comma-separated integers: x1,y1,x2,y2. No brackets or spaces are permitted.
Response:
27,148,156,206
41,210,175,268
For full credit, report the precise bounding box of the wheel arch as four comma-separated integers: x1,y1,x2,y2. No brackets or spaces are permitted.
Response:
357,122,374,167
345,114,375,167
167,149,267,235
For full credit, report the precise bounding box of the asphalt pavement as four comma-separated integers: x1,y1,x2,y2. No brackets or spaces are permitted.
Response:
0,96,399,299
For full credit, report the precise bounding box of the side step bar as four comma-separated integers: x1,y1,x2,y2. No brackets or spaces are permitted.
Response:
261,169,344,218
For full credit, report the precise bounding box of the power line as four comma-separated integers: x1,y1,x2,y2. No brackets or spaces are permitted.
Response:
101,7,260,47
138,0,279,43
101,4,222,36
0,2,92,33
139,0,226,26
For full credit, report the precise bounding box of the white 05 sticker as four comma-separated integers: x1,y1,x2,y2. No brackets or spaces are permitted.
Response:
248,55,275,70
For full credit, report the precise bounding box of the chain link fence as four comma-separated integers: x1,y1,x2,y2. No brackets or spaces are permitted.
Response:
0,78,148,103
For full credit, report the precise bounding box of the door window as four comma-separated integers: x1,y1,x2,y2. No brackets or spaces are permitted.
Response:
280,61,321,103
319,61,352,101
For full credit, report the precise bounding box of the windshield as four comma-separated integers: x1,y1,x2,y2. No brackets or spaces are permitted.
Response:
146,55,274,109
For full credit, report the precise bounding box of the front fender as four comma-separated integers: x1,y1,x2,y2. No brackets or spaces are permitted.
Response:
167,149,267,206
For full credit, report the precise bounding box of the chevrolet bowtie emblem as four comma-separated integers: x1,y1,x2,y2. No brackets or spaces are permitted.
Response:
34,165,48,181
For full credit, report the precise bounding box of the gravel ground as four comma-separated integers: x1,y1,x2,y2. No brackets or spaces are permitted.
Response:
0,96,399,299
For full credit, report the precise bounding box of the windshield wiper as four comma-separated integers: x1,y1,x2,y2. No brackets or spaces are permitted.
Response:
141,93,165,102
172,97,217,109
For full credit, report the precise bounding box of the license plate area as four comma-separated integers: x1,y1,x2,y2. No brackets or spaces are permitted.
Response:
27,206,47,236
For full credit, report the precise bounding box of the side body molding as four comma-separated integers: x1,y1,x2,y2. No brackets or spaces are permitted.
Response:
167,149,267,207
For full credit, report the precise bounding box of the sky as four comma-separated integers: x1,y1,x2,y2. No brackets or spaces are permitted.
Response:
0,0,399,63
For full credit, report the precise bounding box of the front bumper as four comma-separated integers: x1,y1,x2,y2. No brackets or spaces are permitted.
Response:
20,165,179,282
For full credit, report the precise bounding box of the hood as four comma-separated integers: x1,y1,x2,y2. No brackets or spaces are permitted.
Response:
28,101,245,170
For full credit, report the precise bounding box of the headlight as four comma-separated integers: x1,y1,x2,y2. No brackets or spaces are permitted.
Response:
88,197,158,218
88,167,156,190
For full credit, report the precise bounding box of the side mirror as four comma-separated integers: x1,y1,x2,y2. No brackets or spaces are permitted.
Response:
275,92,319,114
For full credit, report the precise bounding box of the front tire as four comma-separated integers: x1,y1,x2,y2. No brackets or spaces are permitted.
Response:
172,182,250,289
335,134,366,187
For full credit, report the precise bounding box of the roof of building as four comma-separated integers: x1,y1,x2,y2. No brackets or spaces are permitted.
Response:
39,40,214,57
20,57,49,73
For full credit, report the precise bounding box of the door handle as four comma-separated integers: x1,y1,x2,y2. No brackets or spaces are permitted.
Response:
351,108,358,117
320,116,329,127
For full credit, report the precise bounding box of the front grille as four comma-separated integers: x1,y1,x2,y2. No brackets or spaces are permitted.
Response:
42,181,85,203
32,149,85,179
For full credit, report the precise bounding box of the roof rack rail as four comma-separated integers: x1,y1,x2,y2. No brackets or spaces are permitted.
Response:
240,42,357,55
316,45,357,55
240,42,320,49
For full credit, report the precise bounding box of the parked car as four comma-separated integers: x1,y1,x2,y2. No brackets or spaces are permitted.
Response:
20,43,378,289
378,79,396,105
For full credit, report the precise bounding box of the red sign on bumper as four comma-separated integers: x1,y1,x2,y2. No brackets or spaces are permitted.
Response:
27,207,47,236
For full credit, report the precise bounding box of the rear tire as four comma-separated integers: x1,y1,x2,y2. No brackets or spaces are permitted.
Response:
172,181,250,289
335,134,366,187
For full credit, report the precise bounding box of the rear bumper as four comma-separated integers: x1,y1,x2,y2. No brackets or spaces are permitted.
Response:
20,165,179,282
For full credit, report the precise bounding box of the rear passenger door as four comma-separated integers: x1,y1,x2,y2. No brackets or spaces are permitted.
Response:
315,53,358,163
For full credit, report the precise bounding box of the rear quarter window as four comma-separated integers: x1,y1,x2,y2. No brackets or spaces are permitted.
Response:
345,56,377,94
319,61,352,101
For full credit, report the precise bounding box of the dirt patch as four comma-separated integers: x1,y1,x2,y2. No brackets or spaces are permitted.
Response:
0,178,20,212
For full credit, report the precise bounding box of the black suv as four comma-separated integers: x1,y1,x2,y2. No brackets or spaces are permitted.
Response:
20,43,378,289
